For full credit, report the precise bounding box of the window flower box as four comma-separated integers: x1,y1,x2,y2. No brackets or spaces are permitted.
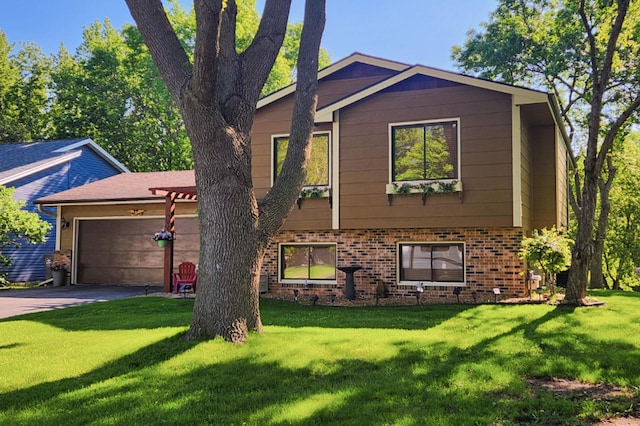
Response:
385,180,462,205
297,186,332,208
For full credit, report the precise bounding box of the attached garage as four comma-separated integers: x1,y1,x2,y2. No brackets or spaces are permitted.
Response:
34,170,199,289
76,217,199,285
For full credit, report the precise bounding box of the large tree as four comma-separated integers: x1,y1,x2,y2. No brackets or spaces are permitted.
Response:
453,0,640,304
125,0,325,342
0,31,50,143
49,19,194,172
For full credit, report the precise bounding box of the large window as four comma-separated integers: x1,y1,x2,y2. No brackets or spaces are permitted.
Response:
391,120,458,182
280,243,336,282
274,133,330,187
399,243,465,284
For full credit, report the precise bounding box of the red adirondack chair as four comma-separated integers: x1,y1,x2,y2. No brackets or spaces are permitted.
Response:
172,262,197,294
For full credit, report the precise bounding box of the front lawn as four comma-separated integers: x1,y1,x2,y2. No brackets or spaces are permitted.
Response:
0,291,638,425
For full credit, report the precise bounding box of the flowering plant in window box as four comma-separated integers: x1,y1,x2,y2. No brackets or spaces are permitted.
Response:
385,180,462,205
299,186,331,199
153,229,174,247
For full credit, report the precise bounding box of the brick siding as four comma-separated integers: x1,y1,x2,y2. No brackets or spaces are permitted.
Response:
261,227,526,303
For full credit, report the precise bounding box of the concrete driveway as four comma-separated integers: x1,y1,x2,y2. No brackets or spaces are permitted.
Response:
0,285,162,319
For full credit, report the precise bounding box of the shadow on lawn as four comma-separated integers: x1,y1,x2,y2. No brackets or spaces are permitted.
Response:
14,297,476,332
1,302,639,424
259,297,475,330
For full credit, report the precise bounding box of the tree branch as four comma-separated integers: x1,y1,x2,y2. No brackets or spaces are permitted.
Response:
192,0,226,100
578,0,600,87
598,0,630,94
241,0,292,104
258,0,326,238
595,91,640,171
125,0,191,103
569,166,582,215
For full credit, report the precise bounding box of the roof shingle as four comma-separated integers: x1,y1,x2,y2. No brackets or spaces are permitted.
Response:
36,170,195,204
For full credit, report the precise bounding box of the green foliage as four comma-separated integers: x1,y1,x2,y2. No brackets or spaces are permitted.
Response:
47,19,193,172
0,292,639,424
0,31,51,142
519,226,572,280
453,0,640,149
604,134,640,288
0,186,51,281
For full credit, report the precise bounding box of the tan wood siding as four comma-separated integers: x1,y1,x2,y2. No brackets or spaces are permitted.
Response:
520,114,533,232
280,198,333,230
556,137,569,228
338,85,514,229
531,125,557,229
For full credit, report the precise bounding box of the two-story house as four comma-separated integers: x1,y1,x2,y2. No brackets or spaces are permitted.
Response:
36,53,570,301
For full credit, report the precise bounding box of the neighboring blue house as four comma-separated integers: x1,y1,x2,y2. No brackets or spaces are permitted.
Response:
0,138,129,282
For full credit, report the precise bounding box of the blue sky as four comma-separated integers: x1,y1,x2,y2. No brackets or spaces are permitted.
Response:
0,0,497,71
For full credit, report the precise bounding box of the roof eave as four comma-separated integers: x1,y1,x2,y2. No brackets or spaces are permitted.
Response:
54,137,130,173
0,151,82,186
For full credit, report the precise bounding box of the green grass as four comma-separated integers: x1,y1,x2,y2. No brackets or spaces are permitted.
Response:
0,291,639,425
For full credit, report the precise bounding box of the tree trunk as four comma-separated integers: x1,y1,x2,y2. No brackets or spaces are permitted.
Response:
590,159,615,289
566,169,598,304
180,101,266,342
589,193,608,290
126,0,325,342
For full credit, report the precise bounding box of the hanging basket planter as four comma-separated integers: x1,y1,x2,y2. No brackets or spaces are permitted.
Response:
152,229,174,248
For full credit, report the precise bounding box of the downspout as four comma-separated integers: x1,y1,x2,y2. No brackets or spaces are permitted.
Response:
37,204,61,251
37,204,57,219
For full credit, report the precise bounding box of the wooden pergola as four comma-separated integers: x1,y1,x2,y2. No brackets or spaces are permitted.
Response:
149,186,197,292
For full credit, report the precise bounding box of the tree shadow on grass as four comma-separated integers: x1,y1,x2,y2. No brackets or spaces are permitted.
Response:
2,303,638,425
0,333,197,415
259,297,474,330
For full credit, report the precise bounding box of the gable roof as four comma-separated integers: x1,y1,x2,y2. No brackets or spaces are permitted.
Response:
314,64,550,123
258,52,571,157
0,138,129,185
35,170,195,205
256,52,410,109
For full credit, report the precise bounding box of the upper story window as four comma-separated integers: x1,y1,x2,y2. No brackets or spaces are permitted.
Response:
273,133,330,187
391,119,459,182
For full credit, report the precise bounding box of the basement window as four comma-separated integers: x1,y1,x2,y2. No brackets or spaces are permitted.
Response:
398,242,465,286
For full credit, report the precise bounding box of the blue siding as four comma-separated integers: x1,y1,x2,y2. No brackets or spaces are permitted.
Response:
1,147,123,282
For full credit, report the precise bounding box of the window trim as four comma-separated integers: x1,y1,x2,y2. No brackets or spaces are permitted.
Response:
278,242,338,285
396,241,466,287
271,132,332,189
388,118,461,184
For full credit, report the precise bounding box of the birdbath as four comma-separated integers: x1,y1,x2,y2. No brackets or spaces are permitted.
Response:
337,265,362,300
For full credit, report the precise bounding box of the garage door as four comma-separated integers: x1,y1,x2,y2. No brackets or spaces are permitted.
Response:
77,217,199,285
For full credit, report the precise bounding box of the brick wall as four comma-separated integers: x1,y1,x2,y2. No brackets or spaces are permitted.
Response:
261,227,526,303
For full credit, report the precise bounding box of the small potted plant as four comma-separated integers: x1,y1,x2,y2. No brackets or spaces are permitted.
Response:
47,260,66,287
153,229,174,247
